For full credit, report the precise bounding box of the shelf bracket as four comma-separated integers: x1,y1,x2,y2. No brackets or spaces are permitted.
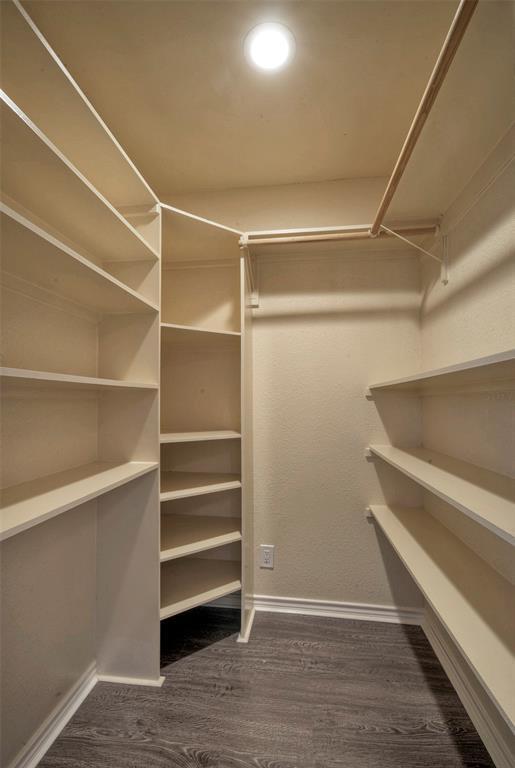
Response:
380,224,449,286
240,236,259,308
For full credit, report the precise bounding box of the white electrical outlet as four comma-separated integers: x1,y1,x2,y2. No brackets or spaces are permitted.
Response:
259,544,275,569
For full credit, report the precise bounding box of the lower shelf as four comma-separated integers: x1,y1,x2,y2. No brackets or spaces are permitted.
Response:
160,471,241,501
1,461,158,541
160,557,241,620
370,504,515,731
161,514,242,562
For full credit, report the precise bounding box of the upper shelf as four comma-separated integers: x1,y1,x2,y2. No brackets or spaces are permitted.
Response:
1,0,157,211
369,445,515,545
370,505,514,732
161,205,241,264
1,205,158,315
0,460,158,541
369,349,515,394
0,368,158,392
0,93,159,264
160,471,241,502
160,431,241,444
161,323,241,348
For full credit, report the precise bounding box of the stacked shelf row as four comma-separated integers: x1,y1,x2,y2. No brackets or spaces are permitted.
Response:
159,208,249,625
0,9,163,753
366,349,515,734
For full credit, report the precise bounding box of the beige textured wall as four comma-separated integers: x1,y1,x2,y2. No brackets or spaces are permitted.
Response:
167,177,423,608
418,130,515,585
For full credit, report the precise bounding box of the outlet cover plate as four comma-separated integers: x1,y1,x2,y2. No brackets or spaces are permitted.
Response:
259,544,275,569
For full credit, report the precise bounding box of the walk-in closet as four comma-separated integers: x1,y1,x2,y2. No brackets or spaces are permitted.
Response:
0,1,513,766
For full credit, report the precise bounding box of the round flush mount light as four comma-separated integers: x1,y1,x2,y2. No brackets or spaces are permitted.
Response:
244,23,295,72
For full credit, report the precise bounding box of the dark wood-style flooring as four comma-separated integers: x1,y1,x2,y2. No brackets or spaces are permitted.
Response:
39,608,494,767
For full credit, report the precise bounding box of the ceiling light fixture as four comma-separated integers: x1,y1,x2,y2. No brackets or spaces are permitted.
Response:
244,23,295,72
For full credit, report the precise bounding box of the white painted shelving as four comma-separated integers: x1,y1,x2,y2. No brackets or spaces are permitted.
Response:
0,461,158,542
160,515,241,562
370,504,515,732
0,93,159,264
1,204,158,314
160,472,242,502
161,322,241,347
160,431,241,444
369,445,515,545
160,557,241,620
0,368,158,392
369,349,515,394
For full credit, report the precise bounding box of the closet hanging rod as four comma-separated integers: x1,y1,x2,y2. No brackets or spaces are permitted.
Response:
369,0,479,236
243,224,436,247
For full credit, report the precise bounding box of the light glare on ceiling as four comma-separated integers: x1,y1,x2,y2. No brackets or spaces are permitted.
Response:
245,23,295,71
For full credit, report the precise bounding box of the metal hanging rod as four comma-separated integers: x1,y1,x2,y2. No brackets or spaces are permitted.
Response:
242,224,436,248
369,0,479,237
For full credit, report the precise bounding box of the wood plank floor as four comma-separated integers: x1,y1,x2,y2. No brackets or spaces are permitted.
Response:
40,609,494,767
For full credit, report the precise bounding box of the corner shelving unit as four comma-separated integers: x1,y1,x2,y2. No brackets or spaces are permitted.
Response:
1,0,162,705
366,350,515,752
369,505,514,734
159,205,253,638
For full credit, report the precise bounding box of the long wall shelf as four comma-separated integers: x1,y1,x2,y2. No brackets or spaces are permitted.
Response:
0,368,158,392
369,445,515,545
160,557,241,620
0,460,158,541
160,515,241,562
370,505,515,732
160,471,241,502
1,204,158,314
369,349,515,394
0,93,159,264
160,431,241,444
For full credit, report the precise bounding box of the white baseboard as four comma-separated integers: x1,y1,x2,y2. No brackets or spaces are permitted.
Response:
423,613,514,768
96,674,165,687
252,594,424,625
8,662,97,768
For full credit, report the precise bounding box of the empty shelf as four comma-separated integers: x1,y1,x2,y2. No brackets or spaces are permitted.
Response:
160,515,241,562
0,368,158,392
370,505,515,731
0,461,158,541
161,323,241,347
160,472,241,501
369,349,515,393
160,431,241,444
0,94,158,264
369,445,515,544
160,557,241,619
1,205,158,314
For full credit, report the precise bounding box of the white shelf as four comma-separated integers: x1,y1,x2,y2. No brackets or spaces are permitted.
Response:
161,323,241,347
0,93,159,264
1,205,158,314
160,472,241,502
369,349,515,394
2,0,157,211
160,431,241,444
369,445,515,545
370,505,515,732
160,515,241,562
0,368,158,392
0,461,158,541
160,557,241,619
